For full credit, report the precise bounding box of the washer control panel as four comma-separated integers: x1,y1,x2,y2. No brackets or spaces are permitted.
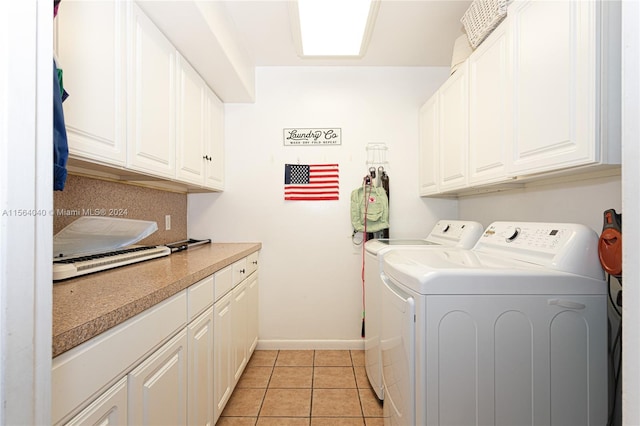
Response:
426,220,484,248
481,223,570,252
475,221,603,279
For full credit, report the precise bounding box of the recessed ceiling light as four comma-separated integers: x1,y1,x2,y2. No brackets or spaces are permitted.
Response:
291,0,379,58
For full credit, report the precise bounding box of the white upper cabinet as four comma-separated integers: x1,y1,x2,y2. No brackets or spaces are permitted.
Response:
176,54,207,186
127,2,176,178
419,0,620,197
438,62,469,192
56,1,226,191
204,88,225,190
54,0,127,166
468,22,512,185
508,0,620,175
419,93,439,196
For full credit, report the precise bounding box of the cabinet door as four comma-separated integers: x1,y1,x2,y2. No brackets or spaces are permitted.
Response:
509,0,596,174
128,329,188,426
419,93,439,196
204,88,225,190
127,3,176,178
246,272,259,355
188,308,214,426
232,281,248,382
176,54,206,186
213,292,233,424
468,23,512,185
438,63,469,192
65,377,127,426
54,0,126,166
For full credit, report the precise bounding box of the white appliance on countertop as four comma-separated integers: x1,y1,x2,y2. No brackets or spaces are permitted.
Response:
380,221,608,426
364,219,484,400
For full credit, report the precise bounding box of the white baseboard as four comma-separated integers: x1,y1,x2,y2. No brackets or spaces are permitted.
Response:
256,339,365,351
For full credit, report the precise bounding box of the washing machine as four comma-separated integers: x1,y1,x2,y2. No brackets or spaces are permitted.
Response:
364,219,483,400
380,221,608,426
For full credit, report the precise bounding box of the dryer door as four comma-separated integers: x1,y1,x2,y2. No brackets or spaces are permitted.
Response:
380,274,415,426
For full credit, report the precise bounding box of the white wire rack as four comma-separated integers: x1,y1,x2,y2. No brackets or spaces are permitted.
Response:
366,143,388,168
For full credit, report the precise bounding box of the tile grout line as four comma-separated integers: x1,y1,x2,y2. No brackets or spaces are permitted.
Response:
251,349,277,425
311,351,317,421
349,350,362,418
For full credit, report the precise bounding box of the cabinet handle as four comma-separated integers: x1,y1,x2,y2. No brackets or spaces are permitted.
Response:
252,261,258,265
202,155,212,161
240,268,245,274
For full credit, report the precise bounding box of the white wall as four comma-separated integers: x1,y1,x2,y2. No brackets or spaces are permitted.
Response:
622,0,640,422
458,173,622,233
188,66,457,348
0,1,52,424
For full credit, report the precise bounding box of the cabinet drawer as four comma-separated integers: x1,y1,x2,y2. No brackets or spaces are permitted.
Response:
64,377,127,426
214,265,233,302
52,291,187,425
246,251,259,276
187,275,214,321
232,258,247,285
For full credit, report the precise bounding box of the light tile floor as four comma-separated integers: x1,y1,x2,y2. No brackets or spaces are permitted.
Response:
217,350,384,426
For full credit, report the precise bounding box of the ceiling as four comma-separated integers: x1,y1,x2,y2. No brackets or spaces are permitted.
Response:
222,0,473,67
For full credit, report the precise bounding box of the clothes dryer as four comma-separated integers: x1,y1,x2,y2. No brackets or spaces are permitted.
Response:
363,219,483,400
380,222,608,426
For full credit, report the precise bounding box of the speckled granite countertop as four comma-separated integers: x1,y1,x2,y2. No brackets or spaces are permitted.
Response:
52,242,261,358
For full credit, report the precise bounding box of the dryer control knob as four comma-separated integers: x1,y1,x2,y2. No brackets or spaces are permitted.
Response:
505,227,521,242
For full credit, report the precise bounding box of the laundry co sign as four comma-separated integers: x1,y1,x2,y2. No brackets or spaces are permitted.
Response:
283,128,341,146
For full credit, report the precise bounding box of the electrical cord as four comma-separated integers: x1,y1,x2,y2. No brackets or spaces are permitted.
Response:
608,274,622,317
360,181,372,338
607,317,622,426
606,273,622,426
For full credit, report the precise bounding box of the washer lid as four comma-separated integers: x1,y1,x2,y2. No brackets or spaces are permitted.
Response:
364,239,436,255
363,219,484,255
382,248,606,295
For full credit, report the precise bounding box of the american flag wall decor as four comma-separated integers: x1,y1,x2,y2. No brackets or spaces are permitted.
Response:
284,164,339,201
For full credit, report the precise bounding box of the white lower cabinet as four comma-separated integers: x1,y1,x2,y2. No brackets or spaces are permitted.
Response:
53,252,259,426
188,307,215,426
128,329,188,426
213,291,233,424
213,256,260,424
247,272,259,354
232,281,249,383
65,377,128,426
